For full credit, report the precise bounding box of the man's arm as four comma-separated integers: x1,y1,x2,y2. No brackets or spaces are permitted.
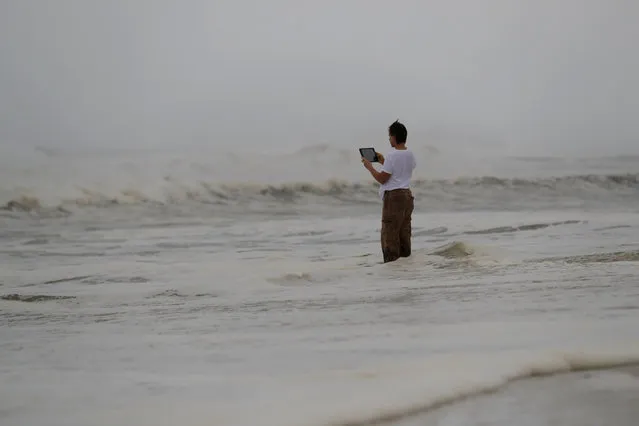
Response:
368,167,391,184
362,152,391,184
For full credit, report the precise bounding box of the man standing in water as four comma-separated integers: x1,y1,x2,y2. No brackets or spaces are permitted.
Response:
361,120,416,263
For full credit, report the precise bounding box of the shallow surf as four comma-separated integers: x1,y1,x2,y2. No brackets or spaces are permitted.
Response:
2,152,638,426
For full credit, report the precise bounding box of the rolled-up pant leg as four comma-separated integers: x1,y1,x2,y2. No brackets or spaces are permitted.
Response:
381,189,414,263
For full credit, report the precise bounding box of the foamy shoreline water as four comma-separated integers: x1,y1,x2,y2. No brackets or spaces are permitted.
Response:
1,152,638,426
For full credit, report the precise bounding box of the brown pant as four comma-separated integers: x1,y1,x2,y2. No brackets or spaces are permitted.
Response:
381,188,414,263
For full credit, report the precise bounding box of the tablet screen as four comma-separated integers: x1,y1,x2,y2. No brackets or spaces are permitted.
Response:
359,148,377,162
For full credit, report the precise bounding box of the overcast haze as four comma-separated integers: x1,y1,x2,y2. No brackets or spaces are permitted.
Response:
1,0,638,156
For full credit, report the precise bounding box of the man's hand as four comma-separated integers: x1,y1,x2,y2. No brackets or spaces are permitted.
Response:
376,152,385,164
361,157,374,171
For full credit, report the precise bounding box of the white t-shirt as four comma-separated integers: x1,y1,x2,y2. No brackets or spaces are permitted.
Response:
378,148,417,199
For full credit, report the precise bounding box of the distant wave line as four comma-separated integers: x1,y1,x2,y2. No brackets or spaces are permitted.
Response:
2,172,637,215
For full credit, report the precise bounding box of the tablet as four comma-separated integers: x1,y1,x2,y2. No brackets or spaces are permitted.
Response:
359,147,379,162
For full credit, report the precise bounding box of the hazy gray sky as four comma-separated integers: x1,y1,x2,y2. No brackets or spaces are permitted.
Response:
1,0,638,155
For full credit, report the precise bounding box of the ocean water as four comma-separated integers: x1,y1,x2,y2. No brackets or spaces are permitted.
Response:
1,145,639,426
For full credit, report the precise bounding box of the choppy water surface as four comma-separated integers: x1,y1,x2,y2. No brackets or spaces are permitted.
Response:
1,148,638,426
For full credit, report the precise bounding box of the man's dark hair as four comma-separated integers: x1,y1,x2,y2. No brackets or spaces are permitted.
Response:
388,120,407,144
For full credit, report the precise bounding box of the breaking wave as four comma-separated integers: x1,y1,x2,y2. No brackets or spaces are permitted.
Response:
427,241,475,258
2,173,638,217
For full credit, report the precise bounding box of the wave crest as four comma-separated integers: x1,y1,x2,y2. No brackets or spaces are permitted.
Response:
3,173,637,216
